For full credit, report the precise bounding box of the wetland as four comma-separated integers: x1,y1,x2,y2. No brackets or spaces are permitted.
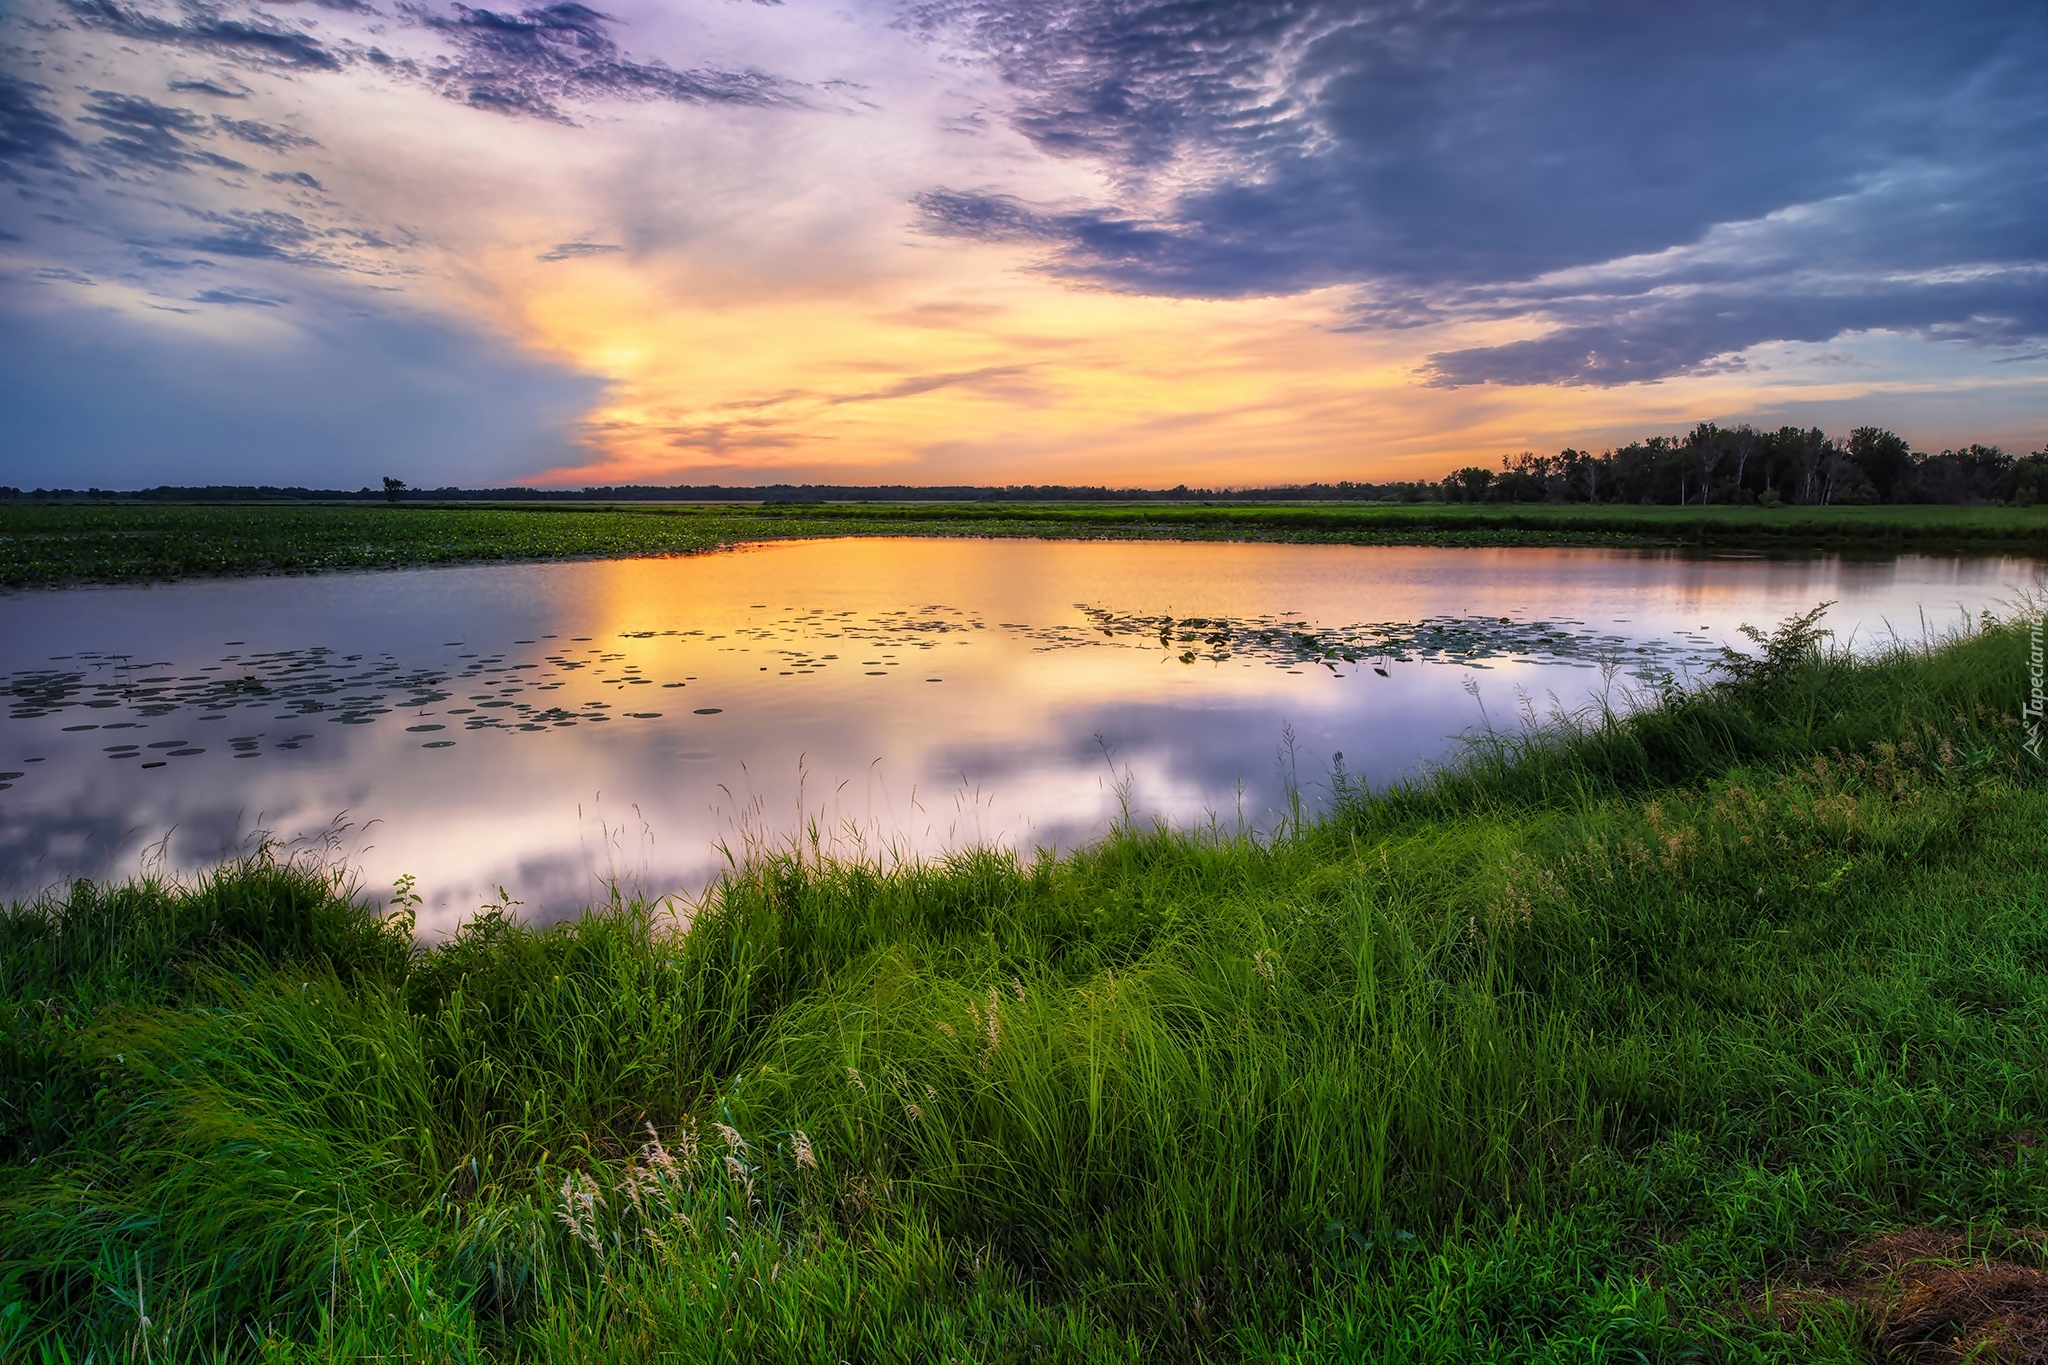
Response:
3,520,2045,1361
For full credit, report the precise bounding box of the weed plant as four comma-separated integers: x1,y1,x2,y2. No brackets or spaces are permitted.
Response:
2,607,2044,1360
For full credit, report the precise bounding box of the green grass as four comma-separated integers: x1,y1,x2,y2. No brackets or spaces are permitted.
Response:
2,607,2045,1360
4,500,2043,588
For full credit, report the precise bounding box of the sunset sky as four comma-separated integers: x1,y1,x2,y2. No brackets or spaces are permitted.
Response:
1,0,2041,489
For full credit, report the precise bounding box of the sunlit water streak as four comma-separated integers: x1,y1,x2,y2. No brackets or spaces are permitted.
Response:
0,539,2035,933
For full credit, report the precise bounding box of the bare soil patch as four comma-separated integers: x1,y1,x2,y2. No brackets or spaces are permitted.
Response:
1763,1229,2048,1362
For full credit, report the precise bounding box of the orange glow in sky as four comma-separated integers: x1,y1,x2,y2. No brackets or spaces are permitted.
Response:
1,0,2040,489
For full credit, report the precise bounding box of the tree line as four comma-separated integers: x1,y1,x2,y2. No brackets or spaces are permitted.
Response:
3,424,2042,506
1430,425,2048,507
0,480,1412,504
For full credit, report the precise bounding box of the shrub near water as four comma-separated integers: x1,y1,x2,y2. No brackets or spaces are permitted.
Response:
2,608,2044,1361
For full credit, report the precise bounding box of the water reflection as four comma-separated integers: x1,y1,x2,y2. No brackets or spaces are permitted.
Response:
0,539,2035,932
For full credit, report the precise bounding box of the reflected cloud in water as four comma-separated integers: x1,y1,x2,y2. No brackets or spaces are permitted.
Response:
0,539,2035,932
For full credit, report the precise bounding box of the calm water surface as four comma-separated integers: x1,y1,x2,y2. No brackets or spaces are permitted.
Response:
0,539,2035,932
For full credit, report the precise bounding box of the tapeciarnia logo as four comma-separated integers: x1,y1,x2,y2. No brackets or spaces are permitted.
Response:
2026,618,2045,763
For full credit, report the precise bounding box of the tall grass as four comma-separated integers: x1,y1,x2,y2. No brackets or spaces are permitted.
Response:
3,607,2043,1359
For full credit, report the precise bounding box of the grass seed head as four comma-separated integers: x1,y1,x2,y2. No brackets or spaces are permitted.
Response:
556,1170,605,1254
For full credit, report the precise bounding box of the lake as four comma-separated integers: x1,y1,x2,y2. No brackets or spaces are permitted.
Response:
1,538,2035,932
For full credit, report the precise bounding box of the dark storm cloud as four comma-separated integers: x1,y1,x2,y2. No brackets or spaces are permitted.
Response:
919,0,2048,384
64,0,341,69
1417,140,2048,385
906,0,1315,172
1422,275,2048,388
415,2,792,121
0,74,79,177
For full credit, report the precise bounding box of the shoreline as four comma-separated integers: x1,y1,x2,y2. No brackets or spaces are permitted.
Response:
4,501,2045,591
5,610,2044,1358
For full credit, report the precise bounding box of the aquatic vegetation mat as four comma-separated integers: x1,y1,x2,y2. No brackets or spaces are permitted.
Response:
1050,605,1720,673
0,601,1717,800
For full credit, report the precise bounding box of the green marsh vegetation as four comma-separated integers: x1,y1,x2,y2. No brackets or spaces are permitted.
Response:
2,499,2044,588
3,603,2046,1360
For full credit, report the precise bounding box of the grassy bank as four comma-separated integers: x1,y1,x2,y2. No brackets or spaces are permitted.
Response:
3,500,2043,588
3,609,2045,1360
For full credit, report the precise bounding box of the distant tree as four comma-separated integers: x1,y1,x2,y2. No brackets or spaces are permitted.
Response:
2013,448,2048,507
1558,448,1599,503
1847,427,1915,502
1727,426,1758,499
1497,452,1554,502
1684,423,1732,504
1606,437,1673,504
1908,445,2013,503
1786,427,1831,505
1450,466,1495,502
1962,444,2016,501
382,476,407,504
1819,443,1871,504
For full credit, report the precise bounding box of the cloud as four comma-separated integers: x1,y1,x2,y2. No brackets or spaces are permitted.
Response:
213,115,318,149
658,420,804,454
192,285,289,305
165,208,390,269
47,0,804,129
911,188,1063,242
1419,160,2048,385
904,0,1316,173
178,209,329,262
63,0,342,69
1421,264,2048,386
917,0,2048,383
167,78,250,99
80,92,207,137
826,364,1036,406
0,74,79,177
537,239,620,260
77,89,255,172
415,2,795,121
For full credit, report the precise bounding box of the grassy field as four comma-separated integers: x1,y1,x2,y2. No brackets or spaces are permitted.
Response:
2,500,2043,588
4,606,2045,1360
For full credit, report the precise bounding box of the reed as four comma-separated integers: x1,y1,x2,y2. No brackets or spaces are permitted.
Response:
2,607,2043,1359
